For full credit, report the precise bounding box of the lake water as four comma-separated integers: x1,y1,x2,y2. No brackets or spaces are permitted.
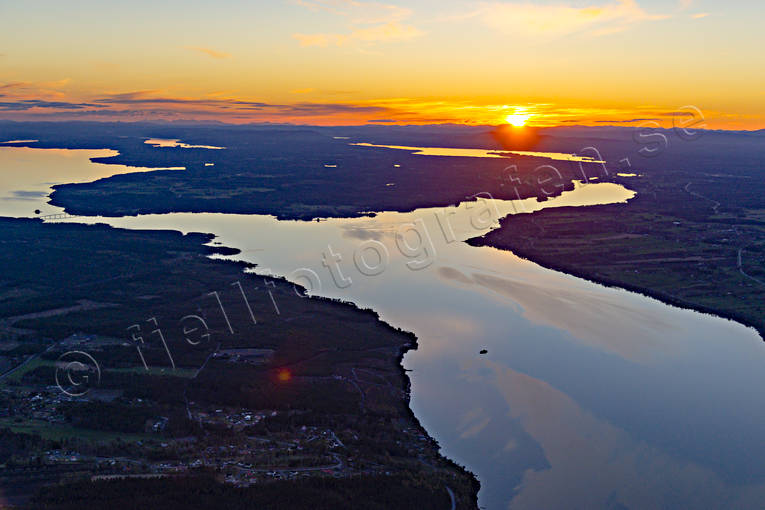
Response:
350,143,606,163
0,146,184,218
144,138,226,150
1,145,764,509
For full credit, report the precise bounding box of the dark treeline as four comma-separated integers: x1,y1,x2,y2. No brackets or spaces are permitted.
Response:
29,474,453,510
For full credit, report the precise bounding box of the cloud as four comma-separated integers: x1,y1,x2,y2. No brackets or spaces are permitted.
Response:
100,90,162,101
294,22,421,47
94,92,270,109
0,82,27,90
0,79,70,91
0,99,103,111
293,0,422,47
185,46,231,59
88,91,389,117
594,118,659,123
278,102,388,116
678,0,708,17
10,190,48,200
478,0,668,37
0,92,394,123
295,0,411,24
290,88,315,94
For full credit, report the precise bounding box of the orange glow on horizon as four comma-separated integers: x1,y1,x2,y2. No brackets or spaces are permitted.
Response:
0,87,757,130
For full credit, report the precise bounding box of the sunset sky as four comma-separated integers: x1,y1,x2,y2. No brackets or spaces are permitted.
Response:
1,0,763,128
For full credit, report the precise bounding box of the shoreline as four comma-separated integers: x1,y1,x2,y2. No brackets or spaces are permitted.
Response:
467,216,765,342
0,217,480,508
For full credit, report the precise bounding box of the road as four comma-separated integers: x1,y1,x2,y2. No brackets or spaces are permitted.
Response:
225,452,344,474
0,342,56,380
685,185,764,288
738,248,765,287
684,182,720,214
445,486,456,510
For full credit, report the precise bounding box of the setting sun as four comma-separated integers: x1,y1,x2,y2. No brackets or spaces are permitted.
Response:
505,113,531,126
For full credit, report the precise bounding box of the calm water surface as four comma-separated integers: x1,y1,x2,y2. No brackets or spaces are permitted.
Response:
1,146,764,509
144,138,225,150
350,143,606,163
0,146,183,217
